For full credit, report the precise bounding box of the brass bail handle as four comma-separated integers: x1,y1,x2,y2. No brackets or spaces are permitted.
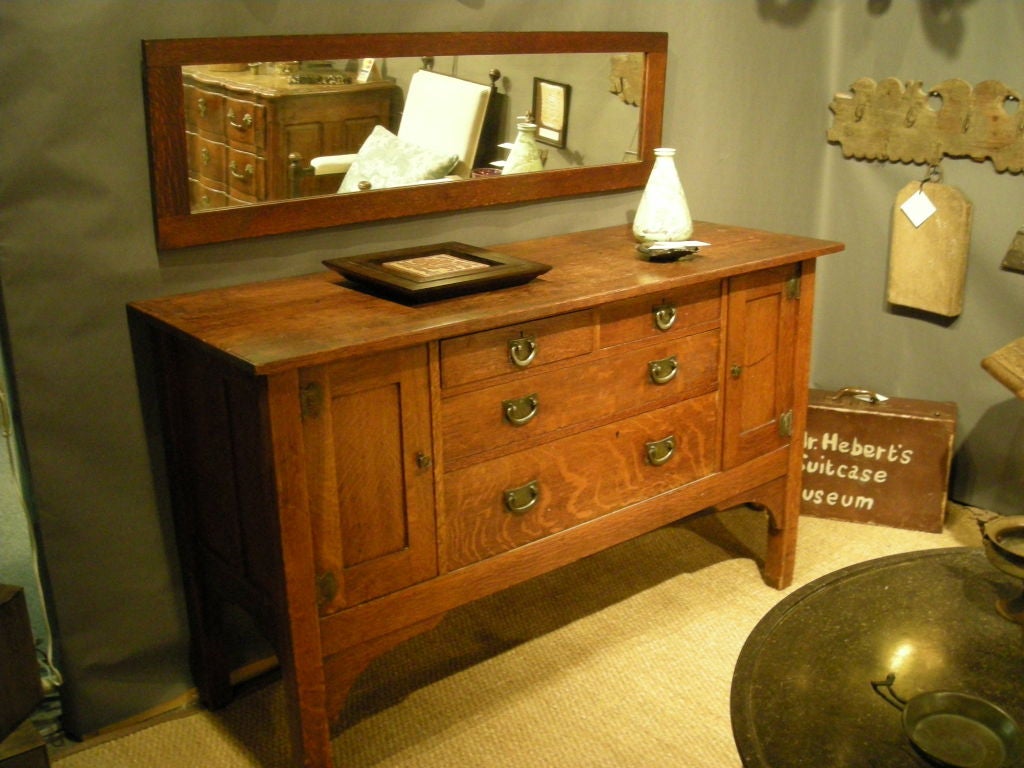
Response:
648,355,678,385
508,335,537,368
829,387,888,405
645,435,676,466
503,394,539,426
504,480,539,515
653,303,677,332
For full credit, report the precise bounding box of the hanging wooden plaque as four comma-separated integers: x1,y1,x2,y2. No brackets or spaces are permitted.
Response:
887,181,972,317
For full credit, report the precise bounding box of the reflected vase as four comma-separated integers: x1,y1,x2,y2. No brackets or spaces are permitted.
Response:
633,147,693,242
502,123,544,175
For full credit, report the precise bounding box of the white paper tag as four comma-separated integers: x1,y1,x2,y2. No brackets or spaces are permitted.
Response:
900,190,937,228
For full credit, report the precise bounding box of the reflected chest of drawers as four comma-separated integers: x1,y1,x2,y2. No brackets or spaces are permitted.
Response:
128,223,842,768
183,66,395,208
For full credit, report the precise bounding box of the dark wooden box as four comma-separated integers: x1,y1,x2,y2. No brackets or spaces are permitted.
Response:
0,587,41,743
801,389,957,532
0,720,49,768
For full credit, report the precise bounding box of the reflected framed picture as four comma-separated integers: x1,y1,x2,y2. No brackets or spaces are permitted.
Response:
323,242,551,303
533,77,571,148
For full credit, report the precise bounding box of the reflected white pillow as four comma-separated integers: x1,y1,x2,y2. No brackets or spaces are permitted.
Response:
339,126,459,193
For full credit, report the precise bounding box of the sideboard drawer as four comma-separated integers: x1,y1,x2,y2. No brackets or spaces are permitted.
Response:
440,391,720,570
440,310,595,389
196,136,227,191
598,281,722,349
224,96,266,152
189,179,228,211
442,329,720,465
226,147,265,202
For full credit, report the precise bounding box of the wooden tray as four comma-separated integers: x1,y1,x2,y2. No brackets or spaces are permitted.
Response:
324,242,551,303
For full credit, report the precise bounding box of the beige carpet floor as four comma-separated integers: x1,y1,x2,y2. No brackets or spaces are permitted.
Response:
53,504,987,768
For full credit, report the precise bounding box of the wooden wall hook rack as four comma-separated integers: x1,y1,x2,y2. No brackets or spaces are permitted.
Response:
828,77,1024,173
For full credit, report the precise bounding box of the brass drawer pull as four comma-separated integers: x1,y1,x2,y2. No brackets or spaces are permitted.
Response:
508,335,537,368
229,161,254,180
227,109,254,131
503,393,539,426
197,97,207,117
645,435,676,466
504,480,539,514
200,147,211,166
653,303,677,331
648,355,678,385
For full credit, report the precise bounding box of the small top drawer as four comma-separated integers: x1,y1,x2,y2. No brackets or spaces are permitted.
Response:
224,96,267,152
440,310,594,389
599,282,721,349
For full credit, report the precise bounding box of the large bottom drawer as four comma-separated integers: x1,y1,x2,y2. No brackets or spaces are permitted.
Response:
440,391,720,571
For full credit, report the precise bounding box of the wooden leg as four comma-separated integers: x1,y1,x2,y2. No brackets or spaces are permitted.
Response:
276,612,333,768
763,510,798,590
323,615,446,733
187,580,233,709
751,476,798,589
717,476,796,589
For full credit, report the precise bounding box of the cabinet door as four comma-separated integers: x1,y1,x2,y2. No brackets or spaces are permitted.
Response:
300,346,436,614
722,264,801,469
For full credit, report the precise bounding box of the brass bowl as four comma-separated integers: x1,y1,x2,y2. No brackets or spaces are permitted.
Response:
982,516,1024,623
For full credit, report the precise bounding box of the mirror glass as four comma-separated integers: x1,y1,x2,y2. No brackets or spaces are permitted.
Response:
144,33,667,249
186,53,643,210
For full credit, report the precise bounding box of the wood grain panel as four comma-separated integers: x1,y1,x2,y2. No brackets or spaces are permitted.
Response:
441,391,720,570
442,330,720,466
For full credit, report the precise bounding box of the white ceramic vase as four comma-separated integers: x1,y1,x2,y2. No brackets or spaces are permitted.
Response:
632,147,693,243
502,123,544,175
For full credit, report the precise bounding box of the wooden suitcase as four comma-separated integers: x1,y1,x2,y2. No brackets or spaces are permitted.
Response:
801,388,957,532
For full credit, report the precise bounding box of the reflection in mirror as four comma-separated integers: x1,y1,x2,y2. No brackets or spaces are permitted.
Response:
185,53,644,212
143,33,667,249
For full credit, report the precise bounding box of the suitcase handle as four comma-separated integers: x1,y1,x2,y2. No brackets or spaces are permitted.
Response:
828,387,889,404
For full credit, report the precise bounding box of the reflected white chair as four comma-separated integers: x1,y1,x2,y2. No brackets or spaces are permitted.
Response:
294,69,491,193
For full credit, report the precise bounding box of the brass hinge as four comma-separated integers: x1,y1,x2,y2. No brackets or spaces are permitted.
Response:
316,570,338,607
778,409,794,438
299,381,324,420
785,275,801,300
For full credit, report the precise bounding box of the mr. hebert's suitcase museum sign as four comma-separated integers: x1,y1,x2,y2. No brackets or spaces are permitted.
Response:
800,389,956,532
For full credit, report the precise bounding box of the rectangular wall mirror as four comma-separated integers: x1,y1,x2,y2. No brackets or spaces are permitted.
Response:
143,32,667,249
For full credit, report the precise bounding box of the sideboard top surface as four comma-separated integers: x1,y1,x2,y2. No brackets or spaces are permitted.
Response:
129,222,843,374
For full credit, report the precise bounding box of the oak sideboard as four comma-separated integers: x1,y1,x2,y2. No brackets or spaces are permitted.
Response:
128,222,842,768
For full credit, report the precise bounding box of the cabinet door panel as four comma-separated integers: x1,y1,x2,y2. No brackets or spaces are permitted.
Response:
301,346,436,613
722,265,799,469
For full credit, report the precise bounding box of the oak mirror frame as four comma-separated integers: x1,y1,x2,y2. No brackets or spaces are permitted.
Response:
143,32,667,249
